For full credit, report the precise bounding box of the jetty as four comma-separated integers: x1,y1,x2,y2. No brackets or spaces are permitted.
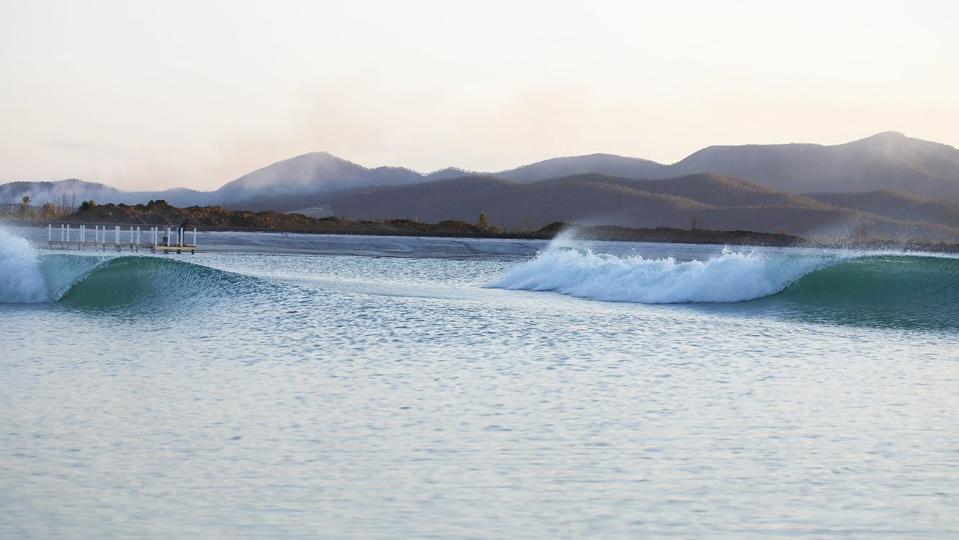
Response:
46,224,199,254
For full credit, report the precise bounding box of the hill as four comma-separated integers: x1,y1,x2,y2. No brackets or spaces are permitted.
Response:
481,132,959,200
0,179,122,206
320,173,959,242
808,191,959,229
213,152,425,209
5,132,959,208
496,153,665,183
664,132,959,198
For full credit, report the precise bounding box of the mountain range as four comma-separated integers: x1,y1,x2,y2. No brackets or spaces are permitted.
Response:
3,132,959,240
322,173,959,241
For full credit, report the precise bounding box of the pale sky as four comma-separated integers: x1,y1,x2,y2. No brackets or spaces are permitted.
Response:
1,0,957,190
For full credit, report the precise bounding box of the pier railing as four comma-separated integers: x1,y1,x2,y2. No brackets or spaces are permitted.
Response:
46,224,199,254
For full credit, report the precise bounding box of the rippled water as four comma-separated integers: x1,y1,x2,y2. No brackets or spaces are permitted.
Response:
1,227,957,538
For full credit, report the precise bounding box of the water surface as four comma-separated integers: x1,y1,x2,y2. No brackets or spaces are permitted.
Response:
1,226,957,538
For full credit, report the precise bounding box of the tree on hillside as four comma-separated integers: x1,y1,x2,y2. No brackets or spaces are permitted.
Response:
40,202,56,219
478,212,489,229
79,200,97,211
19,195,32,218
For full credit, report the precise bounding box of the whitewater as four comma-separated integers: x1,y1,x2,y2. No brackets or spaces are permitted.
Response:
490,246,836,303
1,224,958,538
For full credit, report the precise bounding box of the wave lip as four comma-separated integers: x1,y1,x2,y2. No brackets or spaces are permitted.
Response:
490,247,834,304
0,227,48,303
0,246,255,311
0,227,251,310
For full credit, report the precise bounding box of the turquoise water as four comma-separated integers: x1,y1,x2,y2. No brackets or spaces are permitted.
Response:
1,226,958,538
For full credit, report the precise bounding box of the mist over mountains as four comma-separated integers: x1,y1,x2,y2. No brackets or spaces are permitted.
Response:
4,132,959,240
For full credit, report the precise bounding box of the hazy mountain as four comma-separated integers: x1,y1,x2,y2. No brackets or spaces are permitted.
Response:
229,132,959,211
4,132,958,225
320,173,959,241
664,132,959,199
214,151,424,208
426,167,475,181
0,179,122,206
0,179,215,209
497,153,665,183
809,191,959,229
487,132,959,199
323,174,710,231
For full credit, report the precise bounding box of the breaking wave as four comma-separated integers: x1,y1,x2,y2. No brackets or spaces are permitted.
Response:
0,228,254,309
491,247,837,303
491,244,959,329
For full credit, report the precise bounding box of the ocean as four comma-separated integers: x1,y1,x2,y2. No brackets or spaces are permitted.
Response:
1,225,957,538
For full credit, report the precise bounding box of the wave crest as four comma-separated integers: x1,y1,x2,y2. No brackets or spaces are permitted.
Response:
0,227,48,303
490,247,834,304
0,226,253,308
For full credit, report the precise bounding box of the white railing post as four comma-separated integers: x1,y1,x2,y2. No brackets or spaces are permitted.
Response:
115,225,119,244
167,227,171,247
66,224,70,242
48,224,52,241
136,226,141,246
193,228,197,247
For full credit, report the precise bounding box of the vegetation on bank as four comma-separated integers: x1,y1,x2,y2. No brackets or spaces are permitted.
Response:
3,199,957,252
3,199,506,237
0,195,75,221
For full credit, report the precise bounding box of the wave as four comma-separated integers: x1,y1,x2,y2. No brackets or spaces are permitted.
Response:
0,227,254,308
57,256,257,309
764,254,959,329
0,227,49,303
490,247,837,303
490,244,959,329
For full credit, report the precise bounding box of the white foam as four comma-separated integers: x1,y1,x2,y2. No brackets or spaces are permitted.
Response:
490,246,836,304
0,227,48,303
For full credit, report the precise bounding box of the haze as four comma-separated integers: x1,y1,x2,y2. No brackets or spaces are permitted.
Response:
1,0,957,191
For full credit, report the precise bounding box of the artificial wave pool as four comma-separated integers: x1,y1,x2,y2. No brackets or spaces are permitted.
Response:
1,226,958,538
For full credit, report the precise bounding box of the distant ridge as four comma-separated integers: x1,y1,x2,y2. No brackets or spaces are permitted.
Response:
5,132,958,208
663,132,959,198
214,151,423,208
0,178,121,205
319,173,959,241
3,133,959,240
496,153,665,183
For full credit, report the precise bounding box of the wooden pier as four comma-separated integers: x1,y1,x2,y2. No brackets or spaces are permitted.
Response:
46,224,199,254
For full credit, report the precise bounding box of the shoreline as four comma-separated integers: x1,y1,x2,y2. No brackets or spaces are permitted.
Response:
4,201,957,253
10,219,959,254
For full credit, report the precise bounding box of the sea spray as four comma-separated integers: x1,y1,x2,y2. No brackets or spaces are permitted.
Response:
0,226,48,303
490,246,838,304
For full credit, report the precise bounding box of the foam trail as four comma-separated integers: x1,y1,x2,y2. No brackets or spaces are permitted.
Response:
0,227,48,303
491,247,836,304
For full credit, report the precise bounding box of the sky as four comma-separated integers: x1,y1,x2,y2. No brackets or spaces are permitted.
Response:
1,0,957,191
